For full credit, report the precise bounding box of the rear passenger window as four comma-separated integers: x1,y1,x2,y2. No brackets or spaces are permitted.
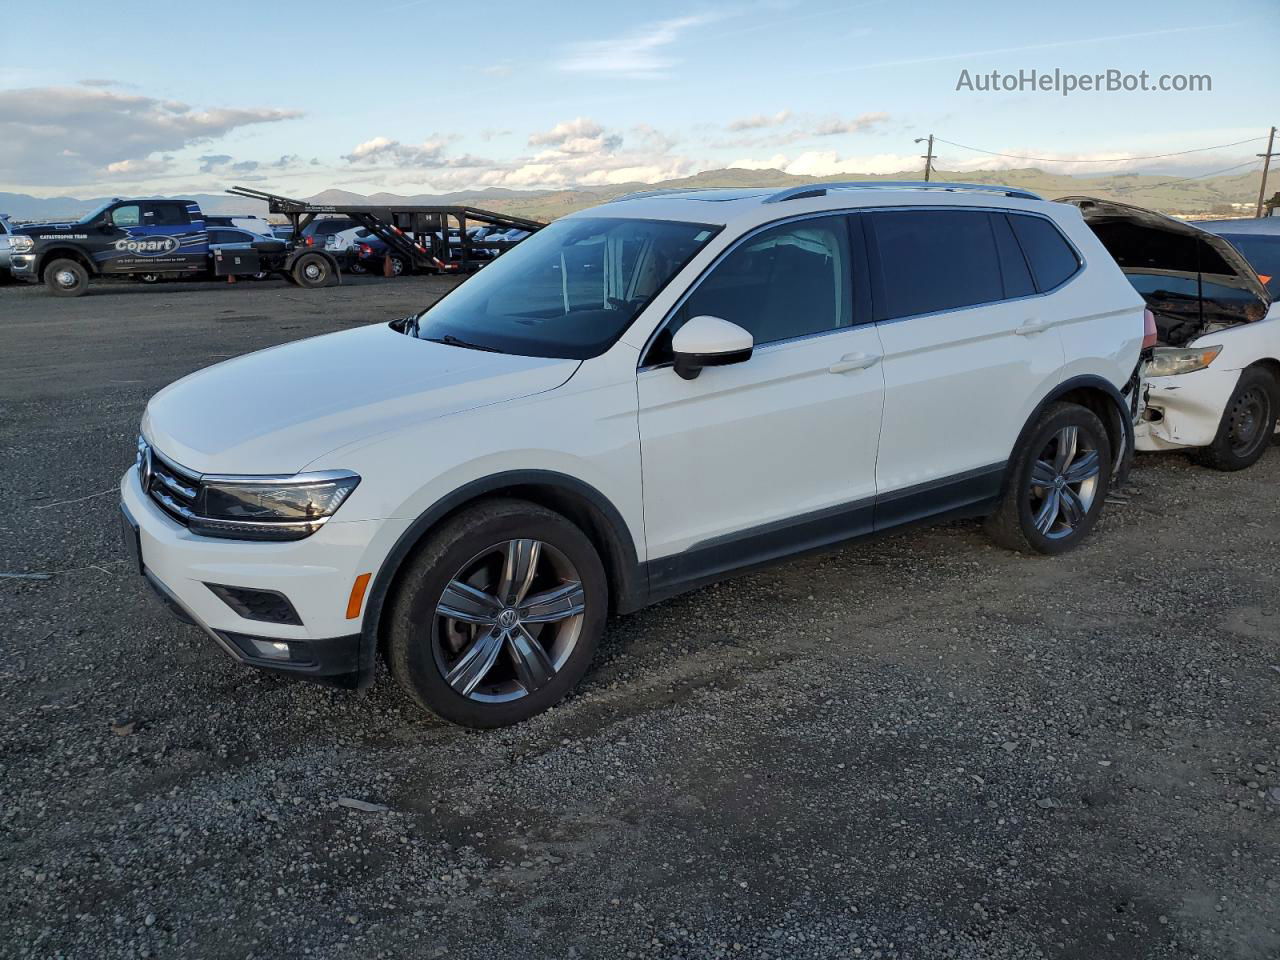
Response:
144,202,191,226
1009,214,1080,291
870,210,1003,318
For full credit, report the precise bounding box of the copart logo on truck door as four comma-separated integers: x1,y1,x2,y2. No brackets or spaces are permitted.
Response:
114,236,180,256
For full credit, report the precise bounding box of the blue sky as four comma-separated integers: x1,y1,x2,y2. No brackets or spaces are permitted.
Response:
0,0,1276,196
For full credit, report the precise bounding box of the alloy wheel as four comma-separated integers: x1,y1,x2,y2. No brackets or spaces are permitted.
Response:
433,539,586,703
1027,425,1101,540
55,270,77,288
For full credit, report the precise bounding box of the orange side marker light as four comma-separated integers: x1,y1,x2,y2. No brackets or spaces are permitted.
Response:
346,573,372,620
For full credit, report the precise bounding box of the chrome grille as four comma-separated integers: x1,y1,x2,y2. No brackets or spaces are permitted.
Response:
144,445,200,526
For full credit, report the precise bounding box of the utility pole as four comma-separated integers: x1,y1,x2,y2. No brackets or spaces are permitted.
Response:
915,135,935,182
1256,125,1277,218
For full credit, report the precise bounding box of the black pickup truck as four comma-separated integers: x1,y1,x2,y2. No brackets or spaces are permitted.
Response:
8,197,342,296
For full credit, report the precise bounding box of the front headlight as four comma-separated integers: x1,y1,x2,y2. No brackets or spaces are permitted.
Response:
1144,345,1222,378
10,235,33,253
192,474,360,540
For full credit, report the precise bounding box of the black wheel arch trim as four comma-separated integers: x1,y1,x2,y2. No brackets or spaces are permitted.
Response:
37,244,100,276
355,470,644,687
1006,373,1135,495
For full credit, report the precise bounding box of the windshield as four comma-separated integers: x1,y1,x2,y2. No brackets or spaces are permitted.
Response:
413,217,720,359
76,202,113,225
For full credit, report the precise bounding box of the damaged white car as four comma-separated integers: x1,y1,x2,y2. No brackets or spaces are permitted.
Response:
1064,198,1277,471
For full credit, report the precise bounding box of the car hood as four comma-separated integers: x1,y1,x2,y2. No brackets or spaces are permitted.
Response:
143,323,580,475
1057,196,1271,345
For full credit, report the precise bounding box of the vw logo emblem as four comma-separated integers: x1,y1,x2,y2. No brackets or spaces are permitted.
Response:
498,609,519,629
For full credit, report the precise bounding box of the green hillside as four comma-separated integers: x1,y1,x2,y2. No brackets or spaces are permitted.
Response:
471,166,1264,223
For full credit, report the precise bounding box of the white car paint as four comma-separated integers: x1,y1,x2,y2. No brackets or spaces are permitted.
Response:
124,185,1145,668
1136,302,1280,450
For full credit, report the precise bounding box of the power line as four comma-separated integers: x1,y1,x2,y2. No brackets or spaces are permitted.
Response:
932,135,1267,164
1108,158,1262,194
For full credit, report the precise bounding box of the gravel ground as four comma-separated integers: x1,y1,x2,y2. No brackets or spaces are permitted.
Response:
1,276,1278,960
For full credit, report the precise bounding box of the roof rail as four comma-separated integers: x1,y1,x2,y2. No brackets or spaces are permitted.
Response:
762,181,1042,203
609,187,708,203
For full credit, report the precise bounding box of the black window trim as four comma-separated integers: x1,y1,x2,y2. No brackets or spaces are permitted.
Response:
862,205,1087,327
638,209,875,371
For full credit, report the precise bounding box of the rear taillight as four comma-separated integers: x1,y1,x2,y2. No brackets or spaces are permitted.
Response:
1142,308,1158,350
304,235,314,246
358,243,372,255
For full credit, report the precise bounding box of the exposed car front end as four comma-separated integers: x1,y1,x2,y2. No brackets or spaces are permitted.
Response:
1061,197,1277,459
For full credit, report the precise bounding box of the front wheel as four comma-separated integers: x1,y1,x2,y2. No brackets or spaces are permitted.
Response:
985,402,1111,555
1193,367,1277,471
387,499,607,728
43,258,89,297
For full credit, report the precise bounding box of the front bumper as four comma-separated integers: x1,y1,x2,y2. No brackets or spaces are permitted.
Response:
120,466,411,688
10,254,36,279
1135,367,1239,451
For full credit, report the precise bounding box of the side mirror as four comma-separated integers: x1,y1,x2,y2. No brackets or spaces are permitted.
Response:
672,315,754,380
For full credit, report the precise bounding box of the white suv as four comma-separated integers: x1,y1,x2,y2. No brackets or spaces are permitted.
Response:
121,182,1148,727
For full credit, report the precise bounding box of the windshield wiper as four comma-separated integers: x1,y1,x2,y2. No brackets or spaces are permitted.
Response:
424,334,504,353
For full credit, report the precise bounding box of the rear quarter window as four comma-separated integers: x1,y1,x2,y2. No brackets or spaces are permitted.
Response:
1009,214,1081,291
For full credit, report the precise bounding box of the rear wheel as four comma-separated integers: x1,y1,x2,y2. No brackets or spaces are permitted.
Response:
387,499,607,728
291,253,332,288
1193,367,1277,471
43,258,88,297
986,402,1111,555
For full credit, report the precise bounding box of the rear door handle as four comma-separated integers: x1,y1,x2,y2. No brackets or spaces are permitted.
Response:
1015,320,1051,336
828,353,881,374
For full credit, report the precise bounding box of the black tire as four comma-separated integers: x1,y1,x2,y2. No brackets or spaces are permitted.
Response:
43,258,89,297
985,402,1112,555
1192,366,1278,471
138,273,163,284
386,498,607,728
291,253,332,288
389,255,407,277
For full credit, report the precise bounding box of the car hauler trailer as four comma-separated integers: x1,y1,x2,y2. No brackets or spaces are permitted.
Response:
225,186,546,275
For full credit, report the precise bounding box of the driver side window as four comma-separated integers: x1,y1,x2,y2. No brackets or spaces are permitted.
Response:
111,205,141,227
649,215,854,364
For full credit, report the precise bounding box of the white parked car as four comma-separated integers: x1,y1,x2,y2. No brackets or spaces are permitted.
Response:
121,182,1148,727
1062,198,1277,470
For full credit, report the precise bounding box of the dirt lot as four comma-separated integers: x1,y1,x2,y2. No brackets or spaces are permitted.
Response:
1,275,1278,960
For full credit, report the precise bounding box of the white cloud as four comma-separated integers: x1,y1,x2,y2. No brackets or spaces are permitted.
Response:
0,86,300,186
342,135,453,165
557,14,721,78
372,117,694,192
726,110,792,132
811,112,890,136
730,151,922,176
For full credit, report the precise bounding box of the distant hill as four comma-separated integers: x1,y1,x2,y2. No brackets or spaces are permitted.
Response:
1,167,1264,223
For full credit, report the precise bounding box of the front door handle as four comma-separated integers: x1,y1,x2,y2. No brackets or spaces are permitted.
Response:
1014,319,1051,336
828,353,881,374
